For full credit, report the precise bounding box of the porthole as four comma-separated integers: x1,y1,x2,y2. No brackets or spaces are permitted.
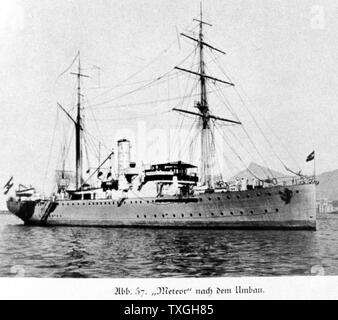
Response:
220,212,224,216
154,215,157,218
227,196,231,199
137,215,140,218
181,214,184,217
211,212,214,216
217,197,221,201
296,190,299,194
209,198,212,201
144,215,147,218
130,201,133,204
147,201,150,203
250,210,254,214
190,213,193,217
162,214,165,218
276,208,279,212
230,211,234,215
236,195,240,199
265,209,268,213
173,214,176,218
199,213,202,217
240,211,244,215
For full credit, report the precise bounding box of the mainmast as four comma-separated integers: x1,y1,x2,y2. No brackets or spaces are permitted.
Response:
173,6,241,188
198,5,214,187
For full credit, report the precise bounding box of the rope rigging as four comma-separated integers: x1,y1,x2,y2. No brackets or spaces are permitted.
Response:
43,108,60,192
214,123,270,182
54,51,80,86
83,94,109,151
208,49,303,176
88,87,217,111
89,20,199,101
48,13,311,196
88,45,200,108
212,124,243,177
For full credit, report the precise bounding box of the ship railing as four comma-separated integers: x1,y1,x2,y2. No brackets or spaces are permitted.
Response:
145,171,174,176
219,175,317,192
272,175,317,186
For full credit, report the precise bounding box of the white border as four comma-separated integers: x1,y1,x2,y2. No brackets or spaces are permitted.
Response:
0,276,337,300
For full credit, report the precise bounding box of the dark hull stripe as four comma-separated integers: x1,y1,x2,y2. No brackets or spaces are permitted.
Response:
24,219,316,230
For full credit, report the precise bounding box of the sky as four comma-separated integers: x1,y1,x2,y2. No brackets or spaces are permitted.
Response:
1,0,338,208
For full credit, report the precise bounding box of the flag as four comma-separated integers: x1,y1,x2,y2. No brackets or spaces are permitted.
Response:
3,176,14,195
306,151,315,162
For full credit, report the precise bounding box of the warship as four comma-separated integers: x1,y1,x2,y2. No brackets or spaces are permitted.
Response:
6,9,317,229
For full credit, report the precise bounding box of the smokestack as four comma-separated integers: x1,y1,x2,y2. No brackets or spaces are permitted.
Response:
117,139,131,177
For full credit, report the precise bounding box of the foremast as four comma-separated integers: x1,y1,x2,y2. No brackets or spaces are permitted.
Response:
173,6,241,188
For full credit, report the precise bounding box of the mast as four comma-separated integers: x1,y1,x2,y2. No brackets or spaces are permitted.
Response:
62,145,66,179
71,52,89,190
173,6,241,188
198,5,213,187
76,55,82,189
57,52,89,190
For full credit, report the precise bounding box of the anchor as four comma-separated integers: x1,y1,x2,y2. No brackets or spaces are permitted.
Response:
279,188,293,204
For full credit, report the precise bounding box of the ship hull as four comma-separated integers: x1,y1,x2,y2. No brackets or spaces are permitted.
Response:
7,184,316,230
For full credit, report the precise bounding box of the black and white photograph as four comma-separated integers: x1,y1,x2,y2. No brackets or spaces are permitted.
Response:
0,0,337,299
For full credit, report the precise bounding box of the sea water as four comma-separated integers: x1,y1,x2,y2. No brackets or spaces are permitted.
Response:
0,213,337,277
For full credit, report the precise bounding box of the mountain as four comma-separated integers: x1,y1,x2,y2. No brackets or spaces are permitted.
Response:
231,162,287,181
316,169,338,201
